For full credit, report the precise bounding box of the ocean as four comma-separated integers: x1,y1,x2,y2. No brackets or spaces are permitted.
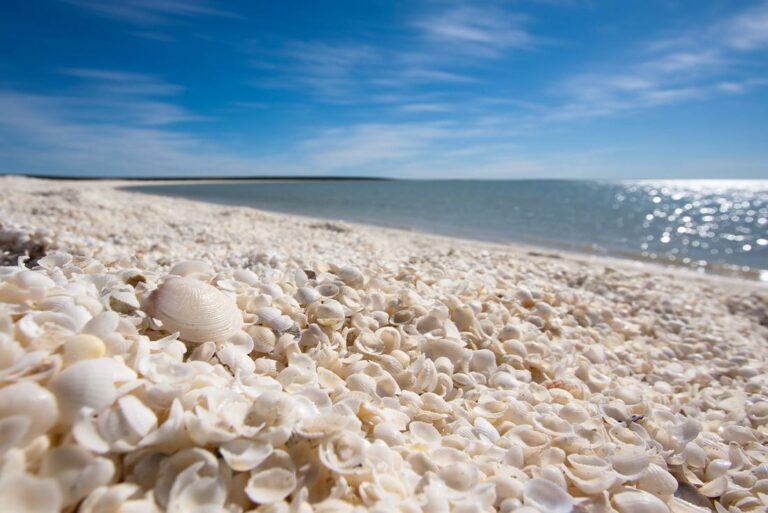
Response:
125,180,768,278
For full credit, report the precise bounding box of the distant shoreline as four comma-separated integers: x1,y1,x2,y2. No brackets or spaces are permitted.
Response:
9,173,393,182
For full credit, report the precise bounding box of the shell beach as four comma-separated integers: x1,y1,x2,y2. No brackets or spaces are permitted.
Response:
0,176,766,513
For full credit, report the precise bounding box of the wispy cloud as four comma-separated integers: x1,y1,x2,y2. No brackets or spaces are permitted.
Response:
0,70,281,176
62,0,237,25
245,2,540,105
300,120,534,176
303,123,454,171
549,2,768,121
0,91,271,176
251,40,475,103
54,69,204,125
415,3,534,57
399,103,451,113
721,1,768,50
61,68,183,96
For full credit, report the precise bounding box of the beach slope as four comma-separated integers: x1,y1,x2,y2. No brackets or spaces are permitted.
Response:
0,175,766,512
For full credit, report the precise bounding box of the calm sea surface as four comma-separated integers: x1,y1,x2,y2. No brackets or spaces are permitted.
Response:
126,180,768,277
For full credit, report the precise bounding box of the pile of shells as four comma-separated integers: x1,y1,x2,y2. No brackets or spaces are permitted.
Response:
0,248,766,513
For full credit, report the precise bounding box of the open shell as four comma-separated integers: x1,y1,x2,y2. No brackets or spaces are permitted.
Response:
0,381,59,447
522,477,573,513
245,467,296,504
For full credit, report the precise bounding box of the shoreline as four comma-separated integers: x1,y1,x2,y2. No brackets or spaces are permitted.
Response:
1,174,764,289
121,180,767,285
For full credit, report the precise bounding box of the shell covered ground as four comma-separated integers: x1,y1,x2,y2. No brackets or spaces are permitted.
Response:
0,176,767,513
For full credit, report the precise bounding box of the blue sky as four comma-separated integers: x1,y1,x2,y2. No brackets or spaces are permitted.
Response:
1,0,767,178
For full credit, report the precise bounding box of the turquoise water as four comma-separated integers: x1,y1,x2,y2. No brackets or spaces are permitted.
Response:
126,180,768,276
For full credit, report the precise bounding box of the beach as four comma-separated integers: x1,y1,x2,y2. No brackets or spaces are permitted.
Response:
1,175,767,512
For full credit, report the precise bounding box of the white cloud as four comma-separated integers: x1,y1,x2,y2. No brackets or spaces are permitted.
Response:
61,68,183,96
549,2,768,121
722,1,768,50
415,4,533,56
62,0,237,25
303,123,454,170
399,103,451,113
0,70,283,177
0,91,267,176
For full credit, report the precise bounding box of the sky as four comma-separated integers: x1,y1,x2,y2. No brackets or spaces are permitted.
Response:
1,1,767,179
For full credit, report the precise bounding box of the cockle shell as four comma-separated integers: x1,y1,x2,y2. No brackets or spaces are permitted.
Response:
612,490,670,513
255,307,294,333
62,334,106,364
438,462,480,494
246,467,296,504
49,358,122,424
522,477,573,513
312,300,346,329
319,431,367,474
220,439,273,471
0,472,62,513
638,463,678,498
39,445,115,506
612,449,650,481
169,260,213,277
705,459,730,481
295,287,321,305
698,475,728,497
145,277,242,343
249,325,277,353
0,381,59,447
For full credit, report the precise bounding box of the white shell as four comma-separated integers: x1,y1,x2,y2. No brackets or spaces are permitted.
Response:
612,449,650,481
698,475,728,497
255,307,294,333
245,467,296,504
522,478,573,513
169,260,213,277
49,358,120,424
0,472,62,513
612,490,670,513
319,431,367,474
313,300,346,328
146,277,243,343
0,381,59,446
638,463,678,498
81,311,120,339
39,445,115,506
249,325,277,353
63,334,106,364
295,287,321,305
220,439,273,471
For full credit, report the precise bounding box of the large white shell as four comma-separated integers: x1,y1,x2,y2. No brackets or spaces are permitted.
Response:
522,477,573,513
146,277,243,343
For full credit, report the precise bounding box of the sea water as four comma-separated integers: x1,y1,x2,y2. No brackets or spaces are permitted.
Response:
126,180,768,276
